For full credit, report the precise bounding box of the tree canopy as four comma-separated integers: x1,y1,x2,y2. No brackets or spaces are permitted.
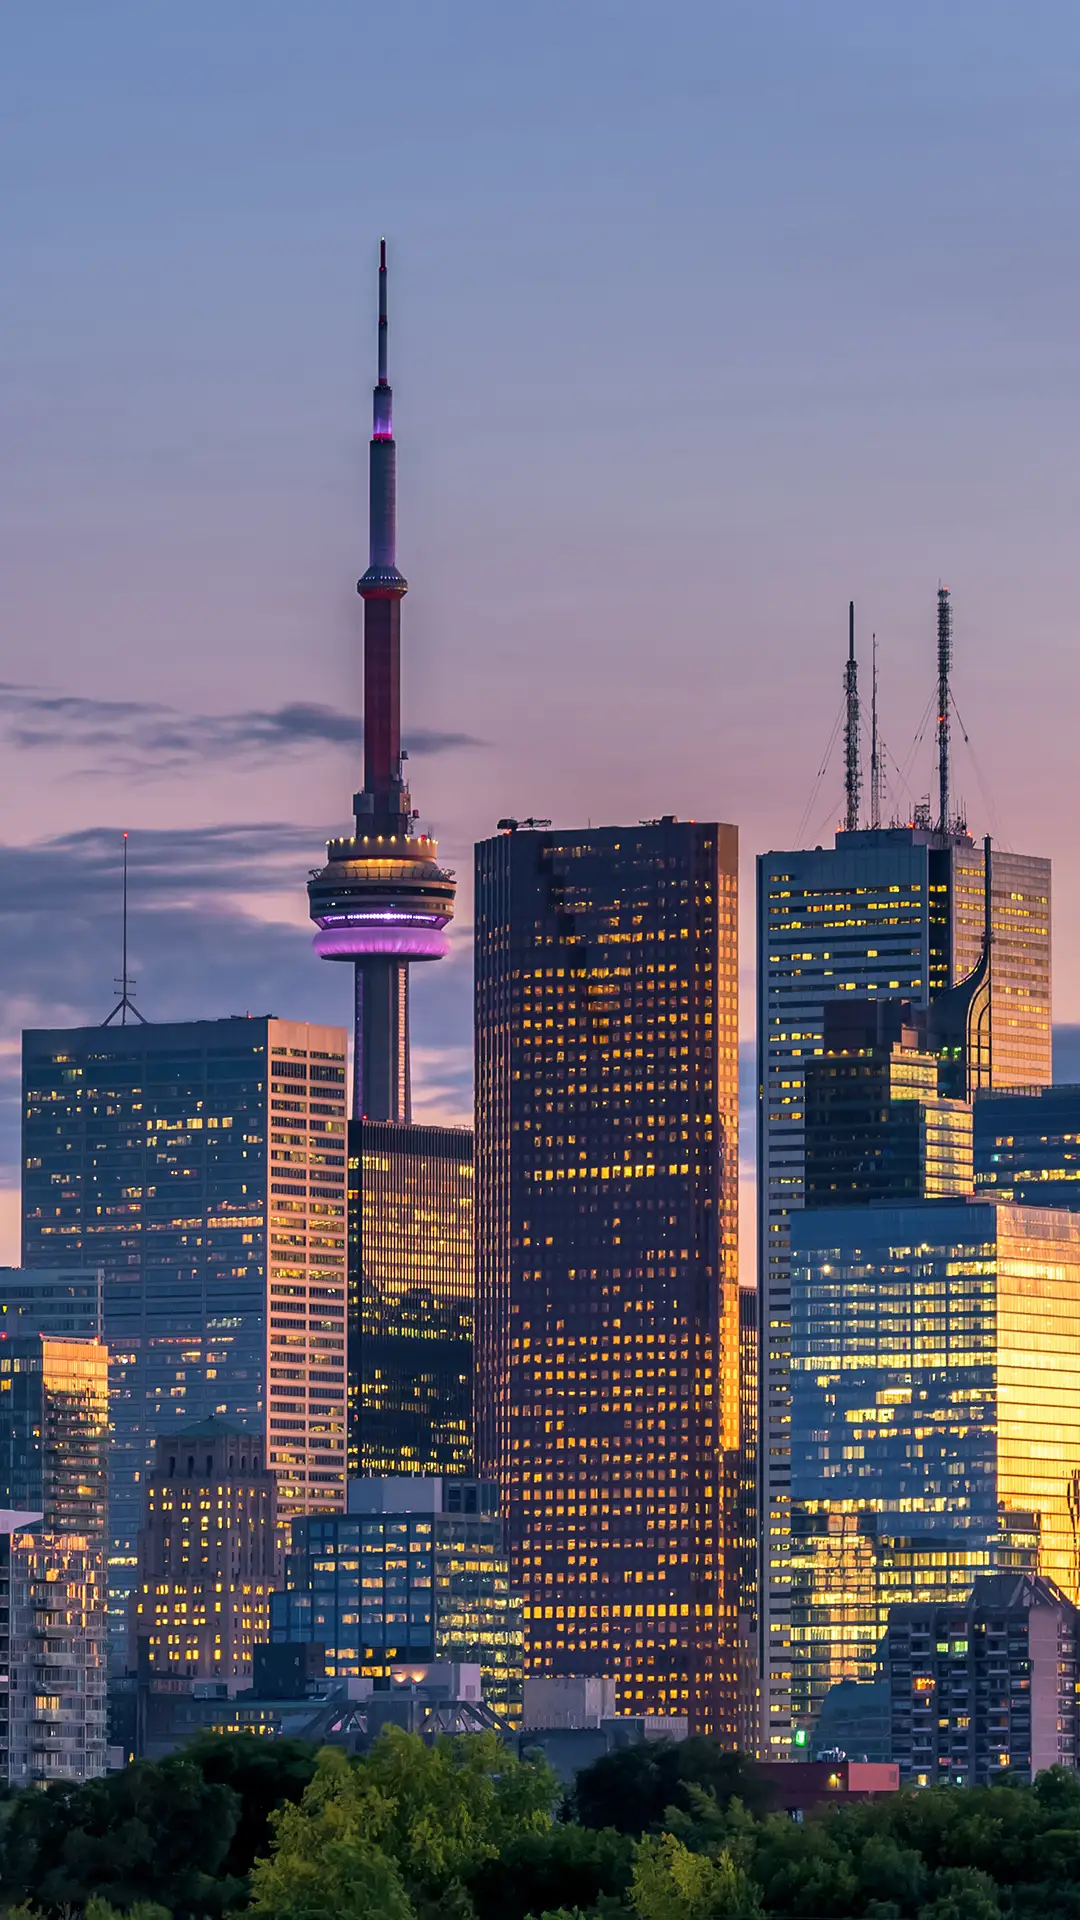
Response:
6,1735,1080,1920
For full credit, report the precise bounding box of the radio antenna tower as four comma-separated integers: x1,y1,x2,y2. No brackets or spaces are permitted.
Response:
844,599,861,832
937,585,952,833
870,631,883,830
103,832,147,1026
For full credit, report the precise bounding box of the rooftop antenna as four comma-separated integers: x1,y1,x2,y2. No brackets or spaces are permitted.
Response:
870,630,883,830
103,832,147,1026
936,585,952,834
843,599,861,832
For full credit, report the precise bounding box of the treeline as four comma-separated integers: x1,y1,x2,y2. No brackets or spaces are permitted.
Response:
3,1730,1080,1920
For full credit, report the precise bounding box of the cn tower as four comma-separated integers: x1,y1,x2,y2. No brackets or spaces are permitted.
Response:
308,242,456,1122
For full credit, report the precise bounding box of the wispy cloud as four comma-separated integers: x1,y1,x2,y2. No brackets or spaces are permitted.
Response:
0,684,482,776
0,820,473,1194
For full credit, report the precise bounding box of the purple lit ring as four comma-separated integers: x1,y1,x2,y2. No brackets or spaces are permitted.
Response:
313,926,450,961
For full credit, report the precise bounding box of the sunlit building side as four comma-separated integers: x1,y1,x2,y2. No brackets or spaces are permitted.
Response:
0,1335,109,1783
787,1199,1080,1740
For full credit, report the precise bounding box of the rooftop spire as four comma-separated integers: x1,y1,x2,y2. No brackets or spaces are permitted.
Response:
374,237,392,438
844,600,861,833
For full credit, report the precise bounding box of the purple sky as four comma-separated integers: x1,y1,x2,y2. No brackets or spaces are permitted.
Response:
3,0,1080,1264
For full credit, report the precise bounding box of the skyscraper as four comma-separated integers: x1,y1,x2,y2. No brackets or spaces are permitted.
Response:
22,1015,348,1644
474,817,740,1735
757,829,1051,1752
348,1123,473,1477
0,1336,109,1782
787,1199,1080,1740
306,244,473,1478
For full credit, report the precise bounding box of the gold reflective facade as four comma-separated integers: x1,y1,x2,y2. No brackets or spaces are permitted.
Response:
349,1122,473,1476
788,1200,1080,1738
475,820,740,1735
951,848,1051,1089
0,1336,109,1784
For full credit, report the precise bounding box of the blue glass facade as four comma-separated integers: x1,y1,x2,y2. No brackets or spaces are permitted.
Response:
270,1480,523,1720
975,1083,1080,1210
21,1016,348,1648
788,1199,1080,1737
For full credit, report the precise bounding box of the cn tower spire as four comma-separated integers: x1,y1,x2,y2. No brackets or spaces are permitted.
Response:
308,242,456,1122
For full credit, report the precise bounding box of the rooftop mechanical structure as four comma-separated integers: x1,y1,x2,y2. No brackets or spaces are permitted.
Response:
308,243,456,1121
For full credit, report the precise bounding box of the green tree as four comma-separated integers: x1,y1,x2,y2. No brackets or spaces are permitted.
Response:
571,1744,769,1839
918,1866,1002,1920
630,1833,762,1920
179,1734,318,1885
248,1745,412,1920
0,1756,238,1918
357,1727,558,1900
468,1822,633,1920
85,1902,172,1920
751,1815,859,1919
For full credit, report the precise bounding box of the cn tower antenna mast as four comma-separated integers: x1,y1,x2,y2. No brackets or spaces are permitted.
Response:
843,600,861,832
936,585,953,834
307,241,456,1122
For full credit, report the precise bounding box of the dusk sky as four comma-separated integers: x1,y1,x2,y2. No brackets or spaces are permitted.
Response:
4,1,1080,1267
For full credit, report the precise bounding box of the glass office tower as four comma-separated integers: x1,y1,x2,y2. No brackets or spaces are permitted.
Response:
21,1016,348,1644
270,1477,523,1721
474,817,740,1735
804,1001,973,1207
129,1417,281,1679
0,1268,103,1338
757,827,1051,1751
349,1122,473,1477
787,1199,1080,1740
974,1083,1080,1209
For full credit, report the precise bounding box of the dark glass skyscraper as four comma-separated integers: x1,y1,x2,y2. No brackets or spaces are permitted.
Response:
974,1083,1080,1209
474,817,740,1735
803,1000,973,1207
349,1122,473,1477
22,1015,348,1643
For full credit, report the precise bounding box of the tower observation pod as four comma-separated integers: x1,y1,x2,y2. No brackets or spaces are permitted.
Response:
308,242,456,1122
